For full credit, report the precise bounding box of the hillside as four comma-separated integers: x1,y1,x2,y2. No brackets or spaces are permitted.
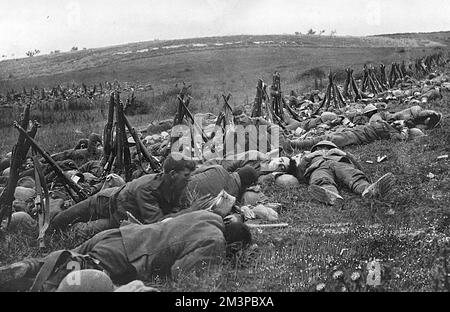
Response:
372,31,450,46
0,34,444,83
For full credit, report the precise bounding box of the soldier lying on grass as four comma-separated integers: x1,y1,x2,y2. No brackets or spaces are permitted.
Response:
295,140,396,206
283,119,425,152
202,150,294,176
0,210,252,292
368,104,442,129
49,153,196,238
221,106,286,156
185,164,258,201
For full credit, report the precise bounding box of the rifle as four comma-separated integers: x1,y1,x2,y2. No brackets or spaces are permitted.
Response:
19,103,35,163
366,67,378,94
32,151,50,249
0,104,31,226
174,83,192,125
343,68,351,99
271,111,288,132
361,65,368,93
101,92,115,167
270,72,284,121
349,69,361,101
260,86,289,133
102,131,117,178
222,94,233,113
400,61,407,78
313,73,332,115
388,63,395,87
209,111,225,141
122,114,161,172
127,127,149,176
22,120,41,159
281,97,302,122
379,64,388,89
117,101,132,182
371,66,386,92
222,93,235,129
394,62,403,80
13,122,89,203
178,95,209,143
333,83,346,108
114,91,124,173
251,79,264,117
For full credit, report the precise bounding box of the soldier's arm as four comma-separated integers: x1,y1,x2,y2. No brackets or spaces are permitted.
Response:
223,159,261,172
390,129,408,141
222,160,244,172
285,119,303,130
160,193,218,222
135,190,166,224
344,151,364,172
170,237,226,279
296,153,313,183
388,122,409,141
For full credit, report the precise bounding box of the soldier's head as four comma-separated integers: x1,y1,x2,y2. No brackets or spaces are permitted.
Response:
362,104,378,118
266,157,291,173
163,152,196,194
236,165,258,189
390,120,406,131
102,173,125,190
88,133,103,147
57,269,114,292
232,106,252,126
291,153,304,167
223,213,252,257
58,159,78,171
23,157,33,170
311,140,338,152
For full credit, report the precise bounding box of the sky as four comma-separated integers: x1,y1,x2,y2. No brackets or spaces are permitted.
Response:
1,0,450,59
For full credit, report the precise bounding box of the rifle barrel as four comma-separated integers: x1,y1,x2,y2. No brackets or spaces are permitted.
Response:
13,122,88,202
122,114,161,171
178,96,209,142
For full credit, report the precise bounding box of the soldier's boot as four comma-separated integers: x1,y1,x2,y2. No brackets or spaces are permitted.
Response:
430,112,443,129
309,185,344,206
362,173,395,199
286,138,319,152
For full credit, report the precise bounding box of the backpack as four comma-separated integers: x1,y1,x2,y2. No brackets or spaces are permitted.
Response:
30,250,104,292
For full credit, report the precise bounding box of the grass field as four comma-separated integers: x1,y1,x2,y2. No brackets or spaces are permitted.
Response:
2,88,449,291
0,33,449,292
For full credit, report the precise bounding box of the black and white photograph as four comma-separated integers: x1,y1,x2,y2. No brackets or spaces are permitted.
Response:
0,0,449,298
